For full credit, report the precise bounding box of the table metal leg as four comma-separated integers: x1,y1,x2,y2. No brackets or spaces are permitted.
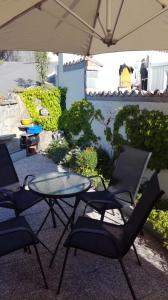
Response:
49,198,80,268
36,209,51,235
49,199,57,228
55,200,70,221
36,197,71,237
52,205,66,227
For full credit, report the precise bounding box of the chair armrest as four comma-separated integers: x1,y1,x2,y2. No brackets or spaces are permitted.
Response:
109,189,134,205
0,200,16,209
86,189,133,208
23,174,35,189
85,198,121,211
0,188,14,198
0,226,36,243
0,189,15,209
88,175,107,190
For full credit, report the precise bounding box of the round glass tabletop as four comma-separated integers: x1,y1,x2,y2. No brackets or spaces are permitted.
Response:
29,172,91,198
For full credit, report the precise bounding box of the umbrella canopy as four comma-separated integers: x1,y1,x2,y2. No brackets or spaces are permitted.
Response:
1,0,168,55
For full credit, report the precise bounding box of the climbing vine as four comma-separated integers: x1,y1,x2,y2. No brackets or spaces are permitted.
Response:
58,99,104,147
113,105,168,170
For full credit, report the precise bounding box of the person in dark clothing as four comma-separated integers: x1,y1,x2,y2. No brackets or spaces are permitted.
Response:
140,60,148,90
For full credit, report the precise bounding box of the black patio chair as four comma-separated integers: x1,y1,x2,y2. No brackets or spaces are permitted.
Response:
57,172,164,299
0,143,59,243
0,215,48,288
0,143,43,216
78,145,152,222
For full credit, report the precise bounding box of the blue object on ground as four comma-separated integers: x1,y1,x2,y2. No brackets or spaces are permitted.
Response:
26,126,43,134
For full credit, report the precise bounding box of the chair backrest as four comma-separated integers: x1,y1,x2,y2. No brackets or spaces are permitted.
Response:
109,145,152,202
122,172,163,253
0,143,20,191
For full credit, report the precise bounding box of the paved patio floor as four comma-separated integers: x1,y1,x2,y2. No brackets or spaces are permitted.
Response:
0,154,168,300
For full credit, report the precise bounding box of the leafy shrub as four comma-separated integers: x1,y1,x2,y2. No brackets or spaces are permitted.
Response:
59,99,103,147
61,147,81,170
46,139,69,163
113,105,168,170
20,87,62,131
61,146,98,177
148,209,168,249
76,147,98,175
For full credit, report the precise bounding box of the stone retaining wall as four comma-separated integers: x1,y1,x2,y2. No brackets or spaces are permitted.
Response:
0,95,53,153
0,96,28,152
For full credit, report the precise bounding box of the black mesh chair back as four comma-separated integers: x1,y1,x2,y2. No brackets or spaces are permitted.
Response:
0,144,20,191
109,145,152,203
122,172,163,254
0,143,56,233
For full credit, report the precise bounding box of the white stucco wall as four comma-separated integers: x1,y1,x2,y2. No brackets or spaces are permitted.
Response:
59,67,85,108
57,53,85,107
89,99,168,154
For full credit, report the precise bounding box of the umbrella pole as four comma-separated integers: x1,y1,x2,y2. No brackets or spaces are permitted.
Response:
106,0,112,32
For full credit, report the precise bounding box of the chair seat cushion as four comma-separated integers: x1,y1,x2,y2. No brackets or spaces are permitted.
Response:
13,189,42,212
64,217,124,258
78,190,123,212
0,216,37,256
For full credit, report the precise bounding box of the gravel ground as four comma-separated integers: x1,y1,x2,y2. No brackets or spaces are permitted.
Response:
0,153,167,300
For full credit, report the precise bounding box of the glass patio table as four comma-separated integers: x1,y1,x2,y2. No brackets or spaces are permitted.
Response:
29,171,91,260
29,171,91,199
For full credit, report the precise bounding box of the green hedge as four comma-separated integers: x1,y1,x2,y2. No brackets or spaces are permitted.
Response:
20,87,62,131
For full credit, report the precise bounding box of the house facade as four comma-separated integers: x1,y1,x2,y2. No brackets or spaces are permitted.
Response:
56,51,168,108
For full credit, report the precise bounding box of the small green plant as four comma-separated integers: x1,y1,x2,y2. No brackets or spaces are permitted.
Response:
35,52,49,85
46,139,69,163
61,146,98,177
148,209,168,249
59,99,103,147
76,147,98,175
20,87,61,131
61,147,81,170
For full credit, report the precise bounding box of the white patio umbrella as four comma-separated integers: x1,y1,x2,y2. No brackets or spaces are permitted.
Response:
0,0,168,55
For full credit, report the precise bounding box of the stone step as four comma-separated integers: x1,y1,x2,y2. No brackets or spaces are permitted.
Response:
11,149,26,162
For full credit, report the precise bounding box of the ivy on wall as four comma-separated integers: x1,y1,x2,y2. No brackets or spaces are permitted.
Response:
58,99,104,147
19,87,62,131
113,105,168,170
